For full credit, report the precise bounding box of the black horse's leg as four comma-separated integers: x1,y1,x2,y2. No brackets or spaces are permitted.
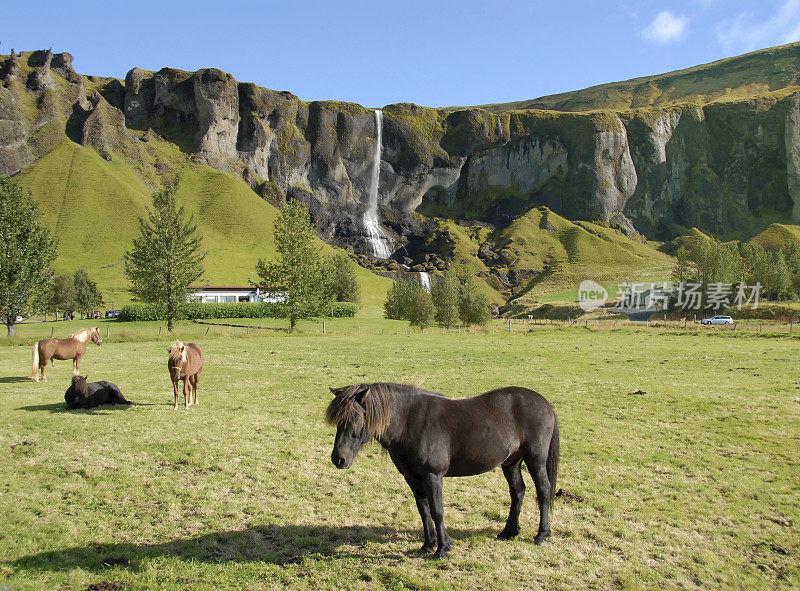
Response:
402,475,436,554
421,473,451,558
526,455,552,545
498,460,525,539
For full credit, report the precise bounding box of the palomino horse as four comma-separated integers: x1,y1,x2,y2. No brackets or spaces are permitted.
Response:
31,326,102,382
167,340,203,410
328,383,560,559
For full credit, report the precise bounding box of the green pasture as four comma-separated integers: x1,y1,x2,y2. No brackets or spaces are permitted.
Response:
1,325,798,589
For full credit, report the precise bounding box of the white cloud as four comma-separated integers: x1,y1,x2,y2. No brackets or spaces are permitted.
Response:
642,11,689,44
717,0,800,53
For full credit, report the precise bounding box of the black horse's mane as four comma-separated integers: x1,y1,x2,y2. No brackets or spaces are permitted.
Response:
327,382,441,438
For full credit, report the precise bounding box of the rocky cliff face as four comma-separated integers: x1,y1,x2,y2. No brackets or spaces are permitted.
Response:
1,49,798,249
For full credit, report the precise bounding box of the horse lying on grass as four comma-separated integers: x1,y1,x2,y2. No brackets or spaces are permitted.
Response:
167,340,203,410
327,382,559,559
65,375,131,409
31,326,102,382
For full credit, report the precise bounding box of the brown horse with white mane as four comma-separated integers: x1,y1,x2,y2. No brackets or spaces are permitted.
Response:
31,326,102,382
167,340,203,410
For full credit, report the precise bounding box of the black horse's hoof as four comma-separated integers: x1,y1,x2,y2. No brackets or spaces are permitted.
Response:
432,548,449,560
418,544,436,556
534,533,550,546
497,528,520,540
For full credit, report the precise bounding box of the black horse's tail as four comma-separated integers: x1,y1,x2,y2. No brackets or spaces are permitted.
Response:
546,413,560,511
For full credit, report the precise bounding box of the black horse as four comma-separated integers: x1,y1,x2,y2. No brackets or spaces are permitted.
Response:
65,375,131,409
327,383,559,559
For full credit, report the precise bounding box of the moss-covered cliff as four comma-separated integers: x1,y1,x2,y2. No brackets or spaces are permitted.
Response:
3,43,800,251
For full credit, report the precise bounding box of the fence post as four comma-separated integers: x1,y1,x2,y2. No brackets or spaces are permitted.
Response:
107,325,110,338
158,326,162,337
323,321,325,335
50,327,54,338
508,318,511,333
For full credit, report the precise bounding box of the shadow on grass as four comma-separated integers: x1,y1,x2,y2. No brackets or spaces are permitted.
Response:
8,524,500,571
16,403,140,413
0,376,33,383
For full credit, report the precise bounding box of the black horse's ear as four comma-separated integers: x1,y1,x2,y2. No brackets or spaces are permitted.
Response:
329,387,338,394
355,385,371,404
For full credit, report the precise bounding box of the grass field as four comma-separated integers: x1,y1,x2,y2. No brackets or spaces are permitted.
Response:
1,322,798,590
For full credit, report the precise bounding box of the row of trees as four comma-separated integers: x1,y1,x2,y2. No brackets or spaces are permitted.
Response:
674,238,800,300
384,270,491,328
33,270,104,320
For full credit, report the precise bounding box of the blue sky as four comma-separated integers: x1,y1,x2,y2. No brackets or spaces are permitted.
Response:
4,0,800,108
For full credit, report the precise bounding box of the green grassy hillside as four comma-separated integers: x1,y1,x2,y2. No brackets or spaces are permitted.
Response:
748,223,800,250
476,41,800,113
15,139,392,312
497,207,674,301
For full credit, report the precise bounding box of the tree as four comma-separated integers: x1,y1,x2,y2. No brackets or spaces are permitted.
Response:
326,253,361,303
782,240,800,297
124,185,205,331
407,288,435,328
384,276,434,327
673,245,691,284
0,176,58,336
384,277,417,320
431,271,460,328
51,274,77,319
73,269,103,317
457,270,491,326
254,200,326,332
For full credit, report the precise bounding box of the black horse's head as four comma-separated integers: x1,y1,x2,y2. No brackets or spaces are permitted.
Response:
67,375,89,407
326,384,395,469
331,417,371,470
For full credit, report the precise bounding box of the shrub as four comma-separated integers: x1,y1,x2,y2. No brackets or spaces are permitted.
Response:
122,302,284,321
323,302,359,318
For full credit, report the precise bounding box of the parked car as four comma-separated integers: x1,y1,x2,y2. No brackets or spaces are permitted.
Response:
91,311,102,319
105,309,121,318
702,315,734,325
15,315,24,324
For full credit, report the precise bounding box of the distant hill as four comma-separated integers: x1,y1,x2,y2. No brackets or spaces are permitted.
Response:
749,223,800,251
474,42,800,113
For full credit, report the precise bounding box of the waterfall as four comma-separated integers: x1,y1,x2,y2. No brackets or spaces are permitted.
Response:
496,116,503,137
419,272,431,292
363,109,392,259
